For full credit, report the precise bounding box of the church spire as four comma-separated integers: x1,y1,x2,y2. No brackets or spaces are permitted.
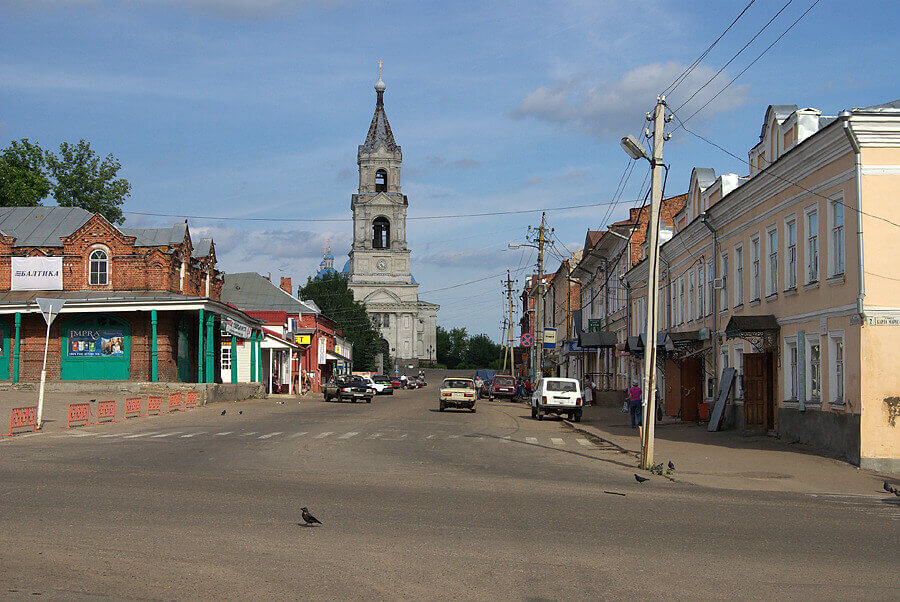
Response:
375,60,386,107
361,62,398,154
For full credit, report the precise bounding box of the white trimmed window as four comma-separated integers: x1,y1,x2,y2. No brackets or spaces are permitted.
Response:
706,260,714,316
89,248,108,286
720,252,728,311
831,199,845,276
767,228,778,296
786,219,797,289
697,263,705,317
221,344,231,371
734,245,743,306
678,277,685,325
734,346,744,399
688,270,695,323
808,336,821,401
751,236,760,301
830,333,844,405
786,339,798,400
807,209,819,283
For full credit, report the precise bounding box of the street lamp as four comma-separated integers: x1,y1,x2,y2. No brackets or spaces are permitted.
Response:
620,134,649,162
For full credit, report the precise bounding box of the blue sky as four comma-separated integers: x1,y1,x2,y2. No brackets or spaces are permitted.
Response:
2,0,898,339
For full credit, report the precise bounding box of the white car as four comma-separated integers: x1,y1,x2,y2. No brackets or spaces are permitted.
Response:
531,377,583,422
361,375,391,395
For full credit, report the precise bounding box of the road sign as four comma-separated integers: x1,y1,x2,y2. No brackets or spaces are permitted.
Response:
543,328,557,349
520,333,534,348
37,297,66,326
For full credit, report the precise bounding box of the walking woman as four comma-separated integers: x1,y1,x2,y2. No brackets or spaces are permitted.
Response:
628,380,643,441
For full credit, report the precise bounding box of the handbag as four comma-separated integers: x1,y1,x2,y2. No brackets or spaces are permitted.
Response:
622,399,628,413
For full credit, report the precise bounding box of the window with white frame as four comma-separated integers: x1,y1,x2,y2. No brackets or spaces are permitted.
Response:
831,200,845,276
721,348,730,382
89,248,108,286
697,263,705,317
671,286,678,328
221,344,231,371
830,333,844,404
808,337,821,400
688,271,695,323
706,260,714,316
807,209,819,282
734,346,744,399
786,219,797,289
767,228,778,296
678,277,685,325
751,236,760,301
787,340,798,399
720,252,728,310
734,245,743,306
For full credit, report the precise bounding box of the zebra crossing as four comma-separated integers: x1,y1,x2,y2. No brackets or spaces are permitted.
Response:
46,428,600,449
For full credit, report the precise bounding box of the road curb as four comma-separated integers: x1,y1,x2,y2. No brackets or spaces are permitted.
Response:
561,418,636,458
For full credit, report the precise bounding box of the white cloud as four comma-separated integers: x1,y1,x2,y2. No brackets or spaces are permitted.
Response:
512,61,749,139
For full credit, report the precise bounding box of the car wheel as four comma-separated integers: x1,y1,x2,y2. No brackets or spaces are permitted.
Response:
574,410,582,423
439,402,445,412
531,406,537,419
471,406,476,413
366,397,372,403
323,394,329,402
536,408,543,421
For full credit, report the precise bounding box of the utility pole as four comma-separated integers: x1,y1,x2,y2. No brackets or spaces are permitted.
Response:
529,213,551,383
638,96,669,470
502,270,517,376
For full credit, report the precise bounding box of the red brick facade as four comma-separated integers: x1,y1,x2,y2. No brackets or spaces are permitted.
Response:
611,193,687,265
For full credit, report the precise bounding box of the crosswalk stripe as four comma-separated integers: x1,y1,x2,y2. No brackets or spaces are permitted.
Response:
366,433,383,439
526,437,538,444
99,433,121,438
338,432,359,439
241,432,258,437
152,432,182,438
448,434,459,439
67,432,97,437
124,432,157,439
180,432,204,438
289,431,308,438
576,438,591,446
425,434,435,439
550,438,565,446
215,431,233,436
314,432,334,439
258,432,283,439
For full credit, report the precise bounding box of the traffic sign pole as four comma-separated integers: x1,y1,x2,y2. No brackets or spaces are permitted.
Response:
35,298,66,429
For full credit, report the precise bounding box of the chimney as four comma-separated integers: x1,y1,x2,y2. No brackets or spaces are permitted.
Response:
280,277,292,295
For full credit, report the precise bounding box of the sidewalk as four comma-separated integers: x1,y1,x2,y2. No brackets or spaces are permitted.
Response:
565,403,895,496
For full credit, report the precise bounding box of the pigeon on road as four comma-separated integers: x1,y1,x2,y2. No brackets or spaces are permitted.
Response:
239,410,242,415
300,507,322,526
220,410,226,416
634,474,649,484
668,461,675,471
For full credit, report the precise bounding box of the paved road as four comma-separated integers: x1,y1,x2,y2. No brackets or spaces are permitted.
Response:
1,376,897,599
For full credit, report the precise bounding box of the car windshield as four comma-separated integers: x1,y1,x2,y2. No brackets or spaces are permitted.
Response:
373,376,390,383
546,380,577,393
443,379,474,390
494,376,515,386
348,376,367,386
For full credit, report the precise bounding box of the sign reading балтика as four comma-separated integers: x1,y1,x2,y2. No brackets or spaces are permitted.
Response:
11,257,63,291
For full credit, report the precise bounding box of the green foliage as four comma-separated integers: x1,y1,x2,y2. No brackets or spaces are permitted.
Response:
46,140,131,224
435,325,503,370
298,272,388,372
0,139,50,207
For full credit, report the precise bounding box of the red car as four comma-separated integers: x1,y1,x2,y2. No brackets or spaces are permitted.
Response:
390,377,402,389
489,375,518,400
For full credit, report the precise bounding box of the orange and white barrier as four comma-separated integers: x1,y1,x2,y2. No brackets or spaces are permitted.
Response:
185,391,199,409
124,397,142,419
7,406,38,436
147,396,162,416
167,392,182,413
66,403,90,429
95,400,116,425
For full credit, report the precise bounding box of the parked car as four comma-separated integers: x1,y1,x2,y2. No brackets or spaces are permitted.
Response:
414,376,427,388
531,377,582,421
488,375,517,401
371,374,395,395
390,377,402,389
323,375,374,403
439,377,477,412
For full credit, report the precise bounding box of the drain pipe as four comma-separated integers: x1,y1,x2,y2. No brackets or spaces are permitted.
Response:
840,111,866,323
701,212,718,390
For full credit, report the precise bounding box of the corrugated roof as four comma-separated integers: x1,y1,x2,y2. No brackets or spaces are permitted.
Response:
0,206,94,247
221,272,318,314
121,223,187,247
192,238,213,258
856,99,900,112
0,290,198,303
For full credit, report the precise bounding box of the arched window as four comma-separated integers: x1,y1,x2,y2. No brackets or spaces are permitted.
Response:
375,169,387,192
373,217,390,249
89,249,108,285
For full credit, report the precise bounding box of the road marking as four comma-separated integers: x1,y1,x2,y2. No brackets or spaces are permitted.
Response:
448,434,459,439
99,433,121,438
241,432,258,437
366,433,383,439
500,436,511,443
124,432,157,439
289,431,308,438
314,432,334,439
576,438,592,447
180,432,204,438
152,432,182,438
398,433,408,439
214,431,233,436
338,432,359,439
425,434,435,439
550,438,565,446
526,437,538,444
66,432,97,437
258,432,283,439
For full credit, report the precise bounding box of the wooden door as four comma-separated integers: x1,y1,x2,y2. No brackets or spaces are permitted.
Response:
680,357,702,421
664,359,681,417
743,352,770,429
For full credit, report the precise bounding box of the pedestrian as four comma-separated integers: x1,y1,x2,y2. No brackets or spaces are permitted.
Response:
628,380,643,440
474,375,484,398
583,376,594,406
400,373,408,388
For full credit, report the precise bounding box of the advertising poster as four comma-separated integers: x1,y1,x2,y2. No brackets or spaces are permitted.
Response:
68,329,125,357
11,257,63,291
317,337,327,365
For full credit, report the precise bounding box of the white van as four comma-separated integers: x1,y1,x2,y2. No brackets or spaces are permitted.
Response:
531,377,583,422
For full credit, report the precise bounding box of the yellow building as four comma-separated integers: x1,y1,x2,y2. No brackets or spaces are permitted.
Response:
625,100,900,472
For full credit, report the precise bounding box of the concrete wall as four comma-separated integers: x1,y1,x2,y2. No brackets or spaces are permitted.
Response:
0,381,265,405
778,406,861,465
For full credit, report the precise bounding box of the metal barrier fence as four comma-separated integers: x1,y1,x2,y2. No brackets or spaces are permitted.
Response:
124,397,142,419
66,403,91,429
167,392,182,413
95,400,116,425
147,396,162,416
185,391,199,409
7,406,38,436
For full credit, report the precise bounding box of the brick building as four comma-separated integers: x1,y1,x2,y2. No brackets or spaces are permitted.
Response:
0,207,261,383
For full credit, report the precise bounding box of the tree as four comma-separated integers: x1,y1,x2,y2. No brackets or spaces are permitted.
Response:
45,139,131,224
435,326,451,367
298,272,388,372
466,333,502,369
0,139,50,207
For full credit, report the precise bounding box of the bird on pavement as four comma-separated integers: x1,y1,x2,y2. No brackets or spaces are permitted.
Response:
300,507,322,526
220,410,226,416
634,474,649,484
668,461,675,471
885,481,892,493
239,410,242,415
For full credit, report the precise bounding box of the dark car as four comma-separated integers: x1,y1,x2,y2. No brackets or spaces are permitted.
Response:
371,374,395,395
488,375,517,400
323,375,373,403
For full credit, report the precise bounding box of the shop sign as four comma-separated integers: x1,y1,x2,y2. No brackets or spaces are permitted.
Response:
317,337,327,365
851,314,900,326
12,257,62,291
543,328,557,349
68,329,125,357
295,334,311,345
588,319,602,332
224,317,252,339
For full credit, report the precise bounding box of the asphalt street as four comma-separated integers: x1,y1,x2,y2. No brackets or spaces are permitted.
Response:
1,374,897,600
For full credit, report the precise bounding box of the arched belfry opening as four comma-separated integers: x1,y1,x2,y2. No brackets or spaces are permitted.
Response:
373,217,390,249
375,169,388,192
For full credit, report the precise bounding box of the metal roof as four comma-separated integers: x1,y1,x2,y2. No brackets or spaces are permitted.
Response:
0,206,94,247
856,99,900,113
725,315,779,339
121,223,187,247
0,290,202,304
192,238,213,258
360,105,399,154
221,272,318,314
